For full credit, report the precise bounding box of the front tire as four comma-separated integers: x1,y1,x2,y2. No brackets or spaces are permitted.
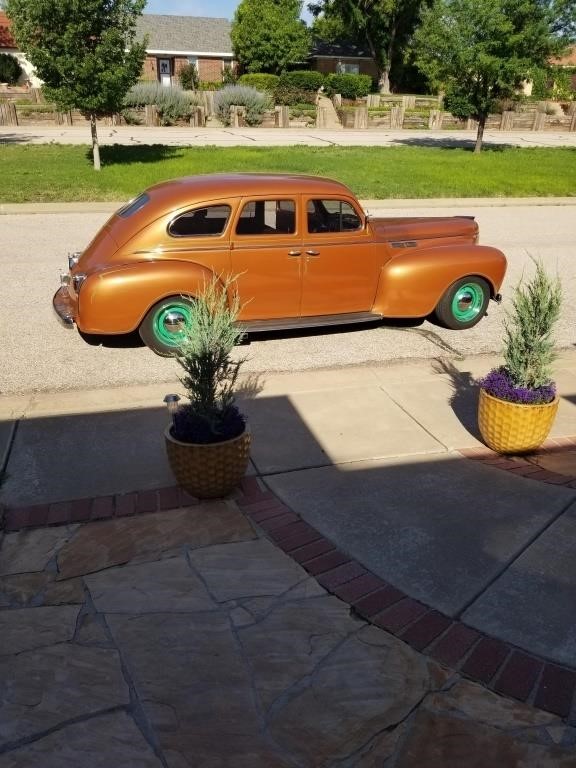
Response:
433,277,490,330
139,297,194,356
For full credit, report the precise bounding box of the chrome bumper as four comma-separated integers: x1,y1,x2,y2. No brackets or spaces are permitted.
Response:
52,286,75,329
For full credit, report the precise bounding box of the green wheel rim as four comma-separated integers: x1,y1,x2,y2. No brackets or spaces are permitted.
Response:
152,303,192,347
451,283,485,323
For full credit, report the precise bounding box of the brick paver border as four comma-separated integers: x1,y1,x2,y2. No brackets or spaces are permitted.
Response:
458,436,576,488
2,468,576,723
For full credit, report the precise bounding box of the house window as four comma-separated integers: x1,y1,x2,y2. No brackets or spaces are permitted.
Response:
337,61,360,75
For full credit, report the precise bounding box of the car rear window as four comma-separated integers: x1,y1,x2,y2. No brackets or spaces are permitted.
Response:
117,193,150,218
169,205,232,237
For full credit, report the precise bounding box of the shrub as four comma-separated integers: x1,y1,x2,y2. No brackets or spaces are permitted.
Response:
179,63,199,91
172,275,246,445
213,85,271,126
0,53,23,85
238,73,280,92
530,67,551,100
124,82,200,125
199,81,223,91
324,73,372,100
274,85,317,106
479,258,562,404
222,64,237,85
278,70,324,91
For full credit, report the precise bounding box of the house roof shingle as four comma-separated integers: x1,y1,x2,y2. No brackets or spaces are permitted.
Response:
310,40,373,60
135,14,232,55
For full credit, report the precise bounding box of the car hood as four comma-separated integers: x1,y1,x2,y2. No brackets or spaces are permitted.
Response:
370,216,478,243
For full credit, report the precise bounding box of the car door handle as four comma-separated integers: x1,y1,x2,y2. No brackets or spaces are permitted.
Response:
305,250,320,256
287,250,302,257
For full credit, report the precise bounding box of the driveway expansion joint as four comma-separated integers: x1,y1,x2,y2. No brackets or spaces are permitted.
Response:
4,460,576,724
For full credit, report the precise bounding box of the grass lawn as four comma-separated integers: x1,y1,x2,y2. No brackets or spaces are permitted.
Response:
0,143,574,202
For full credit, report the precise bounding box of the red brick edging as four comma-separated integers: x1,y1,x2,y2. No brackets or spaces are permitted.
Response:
2,471,576,723
236,476,576,722
459,436,576,488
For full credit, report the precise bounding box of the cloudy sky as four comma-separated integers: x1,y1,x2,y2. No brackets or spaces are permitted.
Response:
144,0,312,22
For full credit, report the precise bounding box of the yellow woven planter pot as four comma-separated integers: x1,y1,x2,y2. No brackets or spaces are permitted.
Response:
165,425,251,499
478,388,559,455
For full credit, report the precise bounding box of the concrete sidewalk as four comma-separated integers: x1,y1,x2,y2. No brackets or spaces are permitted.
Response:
1,352,576,764
2,124,576,149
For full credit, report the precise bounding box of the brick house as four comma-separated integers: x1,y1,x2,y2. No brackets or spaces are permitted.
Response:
552,45,576,91
135,14,235,86
0,10,41,86
309,40,378,80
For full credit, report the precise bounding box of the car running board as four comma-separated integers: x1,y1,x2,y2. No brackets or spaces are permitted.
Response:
240,311,382,334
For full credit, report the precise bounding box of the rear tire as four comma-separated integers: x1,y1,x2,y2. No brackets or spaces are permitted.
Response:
139,297,194,356
433,277,490,330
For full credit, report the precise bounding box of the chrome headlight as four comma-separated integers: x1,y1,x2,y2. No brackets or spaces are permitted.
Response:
68,251,81,270
72,273,87,291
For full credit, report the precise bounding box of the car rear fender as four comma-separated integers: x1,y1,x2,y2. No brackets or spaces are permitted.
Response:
372,244,507,318
76,261,217,334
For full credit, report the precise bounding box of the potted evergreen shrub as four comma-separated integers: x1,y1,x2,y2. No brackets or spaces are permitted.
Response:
164,276,250,498
477,258,562,454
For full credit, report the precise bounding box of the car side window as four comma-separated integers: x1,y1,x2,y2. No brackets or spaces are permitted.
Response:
307,199,362,233
236,200,296,235
169,205,231,237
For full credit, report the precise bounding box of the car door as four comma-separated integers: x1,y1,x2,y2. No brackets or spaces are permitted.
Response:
230,196,302,320
300,196,379,317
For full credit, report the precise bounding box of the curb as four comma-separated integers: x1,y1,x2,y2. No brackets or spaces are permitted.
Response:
1,197,576,216
3,462,576,723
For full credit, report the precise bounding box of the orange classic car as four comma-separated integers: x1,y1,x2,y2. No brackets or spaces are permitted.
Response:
53,173,507,356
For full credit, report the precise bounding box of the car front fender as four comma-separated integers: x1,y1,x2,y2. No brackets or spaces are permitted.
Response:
372,244,507,318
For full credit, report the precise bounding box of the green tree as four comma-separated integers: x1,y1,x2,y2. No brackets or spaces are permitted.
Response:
231,0,310,74
412,0,569,153
0,53,23,84
5,0,146,170
308,0,428,93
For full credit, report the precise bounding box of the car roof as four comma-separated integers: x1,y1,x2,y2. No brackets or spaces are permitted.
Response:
145,173,355,210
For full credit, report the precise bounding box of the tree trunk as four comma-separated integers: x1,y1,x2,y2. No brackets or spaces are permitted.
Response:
379,65,391,95
474,114,486,153
90,113,101,171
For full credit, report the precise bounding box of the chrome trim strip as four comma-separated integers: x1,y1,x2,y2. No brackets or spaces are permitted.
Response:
133,246,230,255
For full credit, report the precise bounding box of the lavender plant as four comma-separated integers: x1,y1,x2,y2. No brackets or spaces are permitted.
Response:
213,85,271,126
480,259,562,405
124,82,200,125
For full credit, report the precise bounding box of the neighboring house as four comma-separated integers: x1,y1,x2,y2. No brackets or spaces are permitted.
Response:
309,40,378,80
135,14,235,85
552,45,576,91
0,10,41,87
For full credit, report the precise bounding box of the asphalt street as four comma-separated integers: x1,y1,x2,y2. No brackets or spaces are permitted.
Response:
0,201,574,395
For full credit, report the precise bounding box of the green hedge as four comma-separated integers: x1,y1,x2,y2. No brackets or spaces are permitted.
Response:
278,70,325,91
238,73,280,92
325,73,372,99
274,85,317,106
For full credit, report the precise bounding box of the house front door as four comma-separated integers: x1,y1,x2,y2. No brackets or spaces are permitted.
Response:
158,58,172,86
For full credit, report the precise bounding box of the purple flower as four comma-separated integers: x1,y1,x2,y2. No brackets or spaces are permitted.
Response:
479,368,556,405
